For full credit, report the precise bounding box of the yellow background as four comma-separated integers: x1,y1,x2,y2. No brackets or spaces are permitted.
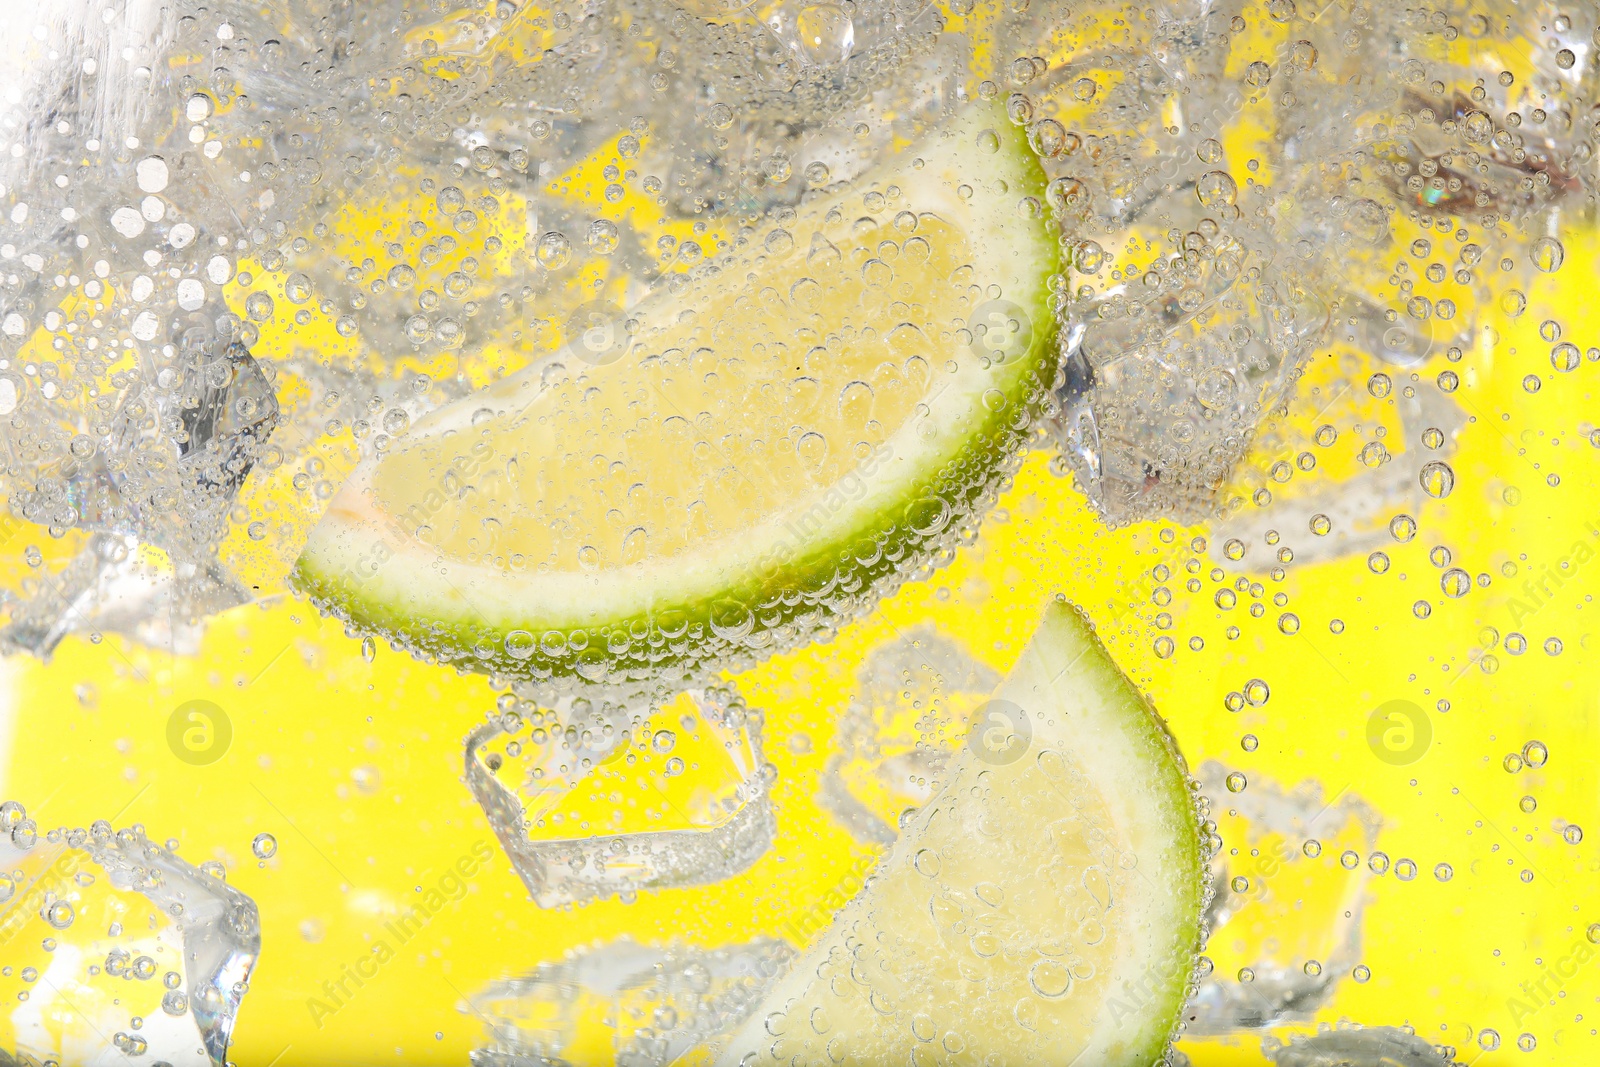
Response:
1,0,1596,1064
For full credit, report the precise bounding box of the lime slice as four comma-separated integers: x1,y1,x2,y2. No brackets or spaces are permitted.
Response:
715,599,1207,1066
292,102,1061,683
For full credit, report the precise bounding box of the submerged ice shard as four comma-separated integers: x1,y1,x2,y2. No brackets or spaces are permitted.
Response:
1188,762,1380,1035
466,937,795,1067
2,324,278,658
1266,1024,1456,1066
818,625,998,846
466,684,776,908
0,805,259,1066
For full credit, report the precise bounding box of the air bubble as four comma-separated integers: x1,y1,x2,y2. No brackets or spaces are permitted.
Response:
535,232,572,270
1196,171,1238,207
1531,236,1565,273
1419,462,1454,498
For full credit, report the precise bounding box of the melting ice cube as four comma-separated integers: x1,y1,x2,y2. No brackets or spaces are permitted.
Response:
818,625,998,846
2,323,278,659
466,936,794,1067
1265,1024,1456,1066
466,684,776,908
1187,762,1380,1036
0,805,259,1066
1050,250,1328,527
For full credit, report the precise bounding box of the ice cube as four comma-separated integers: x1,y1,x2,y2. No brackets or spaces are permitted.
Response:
1050,253,1329,526
1266,1025,1456,1066
0,806,259,1066
1206,341,1468,572
2,321,276,658
466,936,794,1067
466,684,776,908
1187,763,1380,1036
0,534,249,659
818,625,998,845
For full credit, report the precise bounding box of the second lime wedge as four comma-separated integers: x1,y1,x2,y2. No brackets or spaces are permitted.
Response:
715,599,1208,1065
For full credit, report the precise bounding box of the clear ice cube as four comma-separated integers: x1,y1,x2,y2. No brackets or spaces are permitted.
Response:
1188,763,1380,1036
818,625,997,846
466,936,794,1067
0,805,259,1066
1050,249,1329,526
1265,1024,1456,1066
466,684,776,908
1207,350,1467,572
3,323,278,659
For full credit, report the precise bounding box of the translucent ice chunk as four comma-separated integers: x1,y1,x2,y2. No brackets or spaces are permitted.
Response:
1207,345,1468,573
2,324,277,658
466,936,794,1067
818,625,998,845
0,806,259,1066
1050,249,1329,526
1265,1024,1456,1066
465,684,776,908
21,328,283,550
0,535,247,659
1188,763,1380,1036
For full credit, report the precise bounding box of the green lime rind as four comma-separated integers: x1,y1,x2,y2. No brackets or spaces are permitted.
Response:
1026,601,1209,1063
292,104,1063,687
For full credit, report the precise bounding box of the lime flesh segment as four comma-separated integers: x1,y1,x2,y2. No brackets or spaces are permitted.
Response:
292,102,1061,684
716,600,1207,1066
